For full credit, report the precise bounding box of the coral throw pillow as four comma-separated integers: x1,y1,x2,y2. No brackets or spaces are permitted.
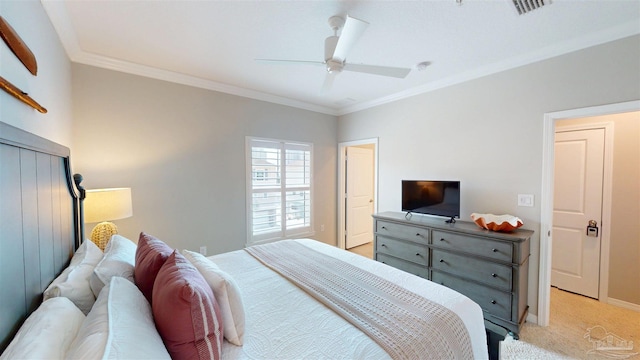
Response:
134,232,173,303
152,250,223,360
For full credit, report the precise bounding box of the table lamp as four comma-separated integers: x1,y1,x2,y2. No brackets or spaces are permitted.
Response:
84,187,133,250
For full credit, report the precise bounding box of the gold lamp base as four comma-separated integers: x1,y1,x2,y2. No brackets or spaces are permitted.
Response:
90,221,118,251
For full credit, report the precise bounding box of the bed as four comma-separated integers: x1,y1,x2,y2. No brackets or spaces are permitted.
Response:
213,239,488,359
0,121,489,359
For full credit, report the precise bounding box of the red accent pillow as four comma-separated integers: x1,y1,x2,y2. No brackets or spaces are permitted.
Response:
152,250,223,360
134,232,173,304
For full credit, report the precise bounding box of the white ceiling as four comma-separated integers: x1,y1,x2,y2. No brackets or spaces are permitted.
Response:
42,0,640,116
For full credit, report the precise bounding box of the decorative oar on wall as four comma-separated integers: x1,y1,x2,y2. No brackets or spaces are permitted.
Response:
0,16,47,113
0,76,47,113
0,16,37,75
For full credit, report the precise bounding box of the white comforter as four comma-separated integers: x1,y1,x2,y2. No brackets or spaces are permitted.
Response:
209,239,488,359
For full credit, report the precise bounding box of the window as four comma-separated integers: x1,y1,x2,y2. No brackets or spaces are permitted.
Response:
246,137,312,245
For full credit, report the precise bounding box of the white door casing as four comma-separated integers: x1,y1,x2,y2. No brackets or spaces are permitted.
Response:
551,128,605,299
345,146,375,249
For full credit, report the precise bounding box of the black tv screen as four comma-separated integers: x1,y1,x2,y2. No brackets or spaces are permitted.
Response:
402,180,460,220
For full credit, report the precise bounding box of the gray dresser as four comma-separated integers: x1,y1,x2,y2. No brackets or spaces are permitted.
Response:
373,211,533,337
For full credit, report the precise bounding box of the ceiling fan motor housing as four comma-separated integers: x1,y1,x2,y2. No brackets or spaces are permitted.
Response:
325,35,339,62
326,59,343,73
325,34,344,73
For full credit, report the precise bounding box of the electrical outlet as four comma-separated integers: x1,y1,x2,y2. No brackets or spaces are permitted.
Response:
199,246,207,255
517,194,534,207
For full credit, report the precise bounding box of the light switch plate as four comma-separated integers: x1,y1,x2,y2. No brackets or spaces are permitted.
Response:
518,194,534,207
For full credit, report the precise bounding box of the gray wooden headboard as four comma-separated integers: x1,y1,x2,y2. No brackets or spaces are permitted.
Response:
0,121,82,353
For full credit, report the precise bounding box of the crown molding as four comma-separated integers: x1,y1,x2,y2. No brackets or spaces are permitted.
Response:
74,52,339,115
338,21,640,116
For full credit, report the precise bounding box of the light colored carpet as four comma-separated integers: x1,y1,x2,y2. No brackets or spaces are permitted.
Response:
347,241,373,258
501,287,640,359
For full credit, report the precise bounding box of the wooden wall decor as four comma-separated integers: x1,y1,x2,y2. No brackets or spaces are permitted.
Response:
0,16,47,113
0,76,47,113
0,16,37,75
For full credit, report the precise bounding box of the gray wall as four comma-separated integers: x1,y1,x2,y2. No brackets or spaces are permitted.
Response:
337,35,640,316
0,1,72,146
557,112,640,306
71,64,337,254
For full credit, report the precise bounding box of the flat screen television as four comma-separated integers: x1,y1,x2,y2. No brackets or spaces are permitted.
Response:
402,180,460,223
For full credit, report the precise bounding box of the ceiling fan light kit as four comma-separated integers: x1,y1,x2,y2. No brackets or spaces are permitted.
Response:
258,14,412,92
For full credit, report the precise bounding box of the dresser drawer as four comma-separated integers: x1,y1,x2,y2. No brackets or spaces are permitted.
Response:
376,220,429,244
433,230,512,263
377,253,429,279
432,271,511,320
432,249,512,291
376,236,428,266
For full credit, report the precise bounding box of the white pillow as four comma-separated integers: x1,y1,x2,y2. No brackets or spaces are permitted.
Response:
183,249,246,346
44,240,104,314
90,235,136,297
66,276,171,359
45,240,102,291
0,297,85,360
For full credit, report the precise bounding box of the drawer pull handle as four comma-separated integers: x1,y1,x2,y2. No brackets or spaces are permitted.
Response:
440,282,444,285
439,259,445,263
415,253,421,256
382,261,386,264
491,273,497,278
381,226,387,230
416,233,421,236
440,238,445,242
381,244,387,247
491,300,497,304
492,248,498,252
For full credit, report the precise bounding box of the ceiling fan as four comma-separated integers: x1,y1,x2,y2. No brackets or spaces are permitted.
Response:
257,15,412,92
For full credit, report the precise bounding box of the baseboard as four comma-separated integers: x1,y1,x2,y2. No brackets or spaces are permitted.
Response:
607,297,640,312
526,313,538,325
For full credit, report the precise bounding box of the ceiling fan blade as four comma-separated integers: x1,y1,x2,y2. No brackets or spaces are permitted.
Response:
255,59,325,67
333,15,368,62
343,63,411,78
321,72,336,93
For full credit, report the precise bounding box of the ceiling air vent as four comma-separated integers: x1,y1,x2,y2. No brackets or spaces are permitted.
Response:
512,0,548,15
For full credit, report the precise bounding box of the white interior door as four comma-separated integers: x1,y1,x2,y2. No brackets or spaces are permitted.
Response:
551,128,605,299
345,146,374,249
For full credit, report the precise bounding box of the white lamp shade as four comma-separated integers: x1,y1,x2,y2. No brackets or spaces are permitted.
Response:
84,188,133,223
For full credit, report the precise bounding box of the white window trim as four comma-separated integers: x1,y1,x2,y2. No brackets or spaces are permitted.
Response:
245,136,314,246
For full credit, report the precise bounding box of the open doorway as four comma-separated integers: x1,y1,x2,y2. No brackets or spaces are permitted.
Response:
337,138,378,256
539,101,640,326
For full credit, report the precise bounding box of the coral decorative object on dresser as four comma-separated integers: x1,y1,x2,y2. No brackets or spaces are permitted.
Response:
470,213,523,232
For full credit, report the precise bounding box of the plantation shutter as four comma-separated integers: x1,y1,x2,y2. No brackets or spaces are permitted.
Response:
246,137,312,244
